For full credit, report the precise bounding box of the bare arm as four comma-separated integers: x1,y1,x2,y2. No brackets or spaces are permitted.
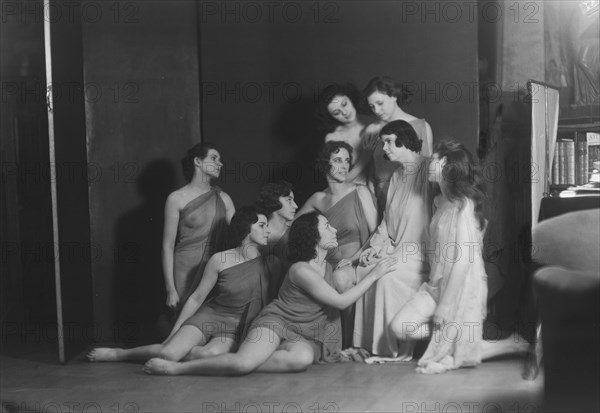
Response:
422,122,434,157
219,192,236,224
293,257,397,310
162,193,181,308
167,254,221,338
356,185,377,234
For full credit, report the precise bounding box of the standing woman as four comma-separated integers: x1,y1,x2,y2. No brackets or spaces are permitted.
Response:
296,142,378,346
163,143,235,310
362,76,433,211
142,212,397,376
316,83,374,188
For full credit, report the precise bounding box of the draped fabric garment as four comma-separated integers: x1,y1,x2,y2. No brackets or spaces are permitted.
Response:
183,256,277,341
318,188,376,348
353,156,431,357
173,188,228,305
417,198,488,373
319,188,375,268
370,118,430,214
261,229,291,299
251,264,342,363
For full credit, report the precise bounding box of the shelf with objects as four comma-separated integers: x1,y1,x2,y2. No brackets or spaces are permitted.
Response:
549,114,600,198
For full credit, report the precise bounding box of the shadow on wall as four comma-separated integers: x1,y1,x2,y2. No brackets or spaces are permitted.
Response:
272,97,326,203
113,159,176,345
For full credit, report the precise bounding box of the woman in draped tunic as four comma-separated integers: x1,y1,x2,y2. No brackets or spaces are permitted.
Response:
390,140,528,374
353,120,431,360
163,143,235,310
142,212,397,376
297,142,377,347
88,207,276,363
362,76,433,214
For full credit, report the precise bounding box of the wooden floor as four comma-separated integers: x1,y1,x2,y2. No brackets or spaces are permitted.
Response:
1,343,543,413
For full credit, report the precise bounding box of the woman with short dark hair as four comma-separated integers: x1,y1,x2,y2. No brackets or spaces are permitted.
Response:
88,207,276,363
316,83,375,188
142,212,397,376
297,141,378,347
362,76,433,212
163,143,235,309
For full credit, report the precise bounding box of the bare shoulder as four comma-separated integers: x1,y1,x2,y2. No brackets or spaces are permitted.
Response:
289,262,319,283
364,122,383,134
325,130,341,142
209,248,236,272
218,191,234,206
355,184,372,197
166,187,189,210
305,191,327,208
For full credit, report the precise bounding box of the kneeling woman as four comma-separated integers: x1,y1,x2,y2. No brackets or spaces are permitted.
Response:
88,206,274,363
390,140,526,374
143,212,397,375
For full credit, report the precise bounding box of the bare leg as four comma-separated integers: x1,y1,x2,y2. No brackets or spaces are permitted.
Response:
183,336,238,361
87,326,206,363
481,332,530,360
390,290,436,341
254,339,314,373
143,327,281,376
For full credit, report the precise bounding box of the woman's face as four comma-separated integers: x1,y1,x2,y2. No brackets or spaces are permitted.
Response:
275,192,298,222
367,91,397,122
248,214,271,246
328,148,351,182
428,153,447,183
327,95,357,124
317,215,338,251
197,149,223,179
380,134,405,162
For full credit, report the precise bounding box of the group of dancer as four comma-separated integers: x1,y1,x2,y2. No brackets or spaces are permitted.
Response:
89,76,528,375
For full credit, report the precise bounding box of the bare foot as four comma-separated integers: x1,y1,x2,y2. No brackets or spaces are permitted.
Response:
143,358,178,375
416,355,453,374
87,348,120,362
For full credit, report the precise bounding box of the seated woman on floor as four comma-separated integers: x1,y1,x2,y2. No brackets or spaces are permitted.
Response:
390,139,528,374
88,206,277,363
296,141,377,346
353,120,431,361
143,212,398,376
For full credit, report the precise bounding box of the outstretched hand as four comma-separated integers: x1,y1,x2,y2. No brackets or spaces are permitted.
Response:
369,256,398,280
335,259,353,270
359,247,380,266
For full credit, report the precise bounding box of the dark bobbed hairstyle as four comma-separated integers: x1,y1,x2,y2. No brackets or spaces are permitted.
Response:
255,180,293,217
362,76,414,107
434,139,486,230
316,141,354,176
380,120,423,153
229,205,261,248
181,142,219,182
287,212,321,263
315,83,362,133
